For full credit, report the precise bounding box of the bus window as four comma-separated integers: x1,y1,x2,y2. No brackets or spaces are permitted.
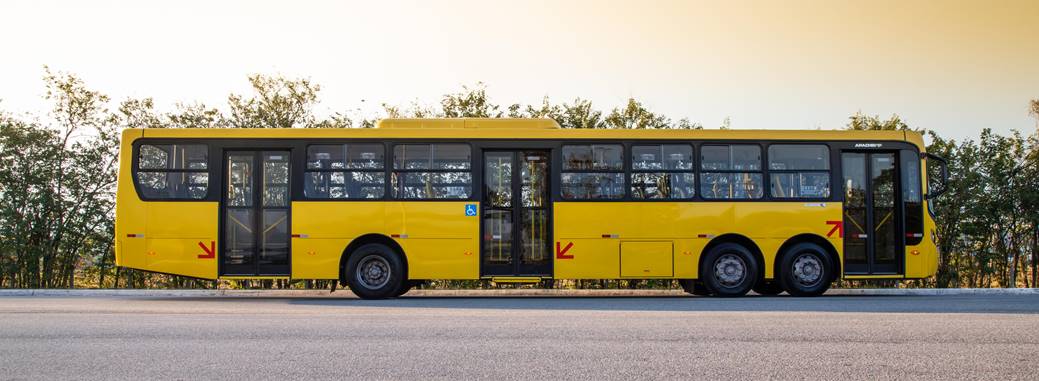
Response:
631,144,694,199
135,144,209,200
561,144,624,199
304,144,385,199
901,149,923,245
700,145,763,199
392,144,472,199
768,144,831,199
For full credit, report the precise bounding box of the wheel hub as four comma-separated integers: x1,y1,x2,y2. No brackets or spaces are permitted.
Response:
356,255,390,289
792,254,822,286
714,254,746,287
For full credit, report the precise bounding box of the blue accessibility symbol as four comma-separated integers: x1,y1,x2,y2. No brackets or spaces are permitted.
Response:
465,204,478,217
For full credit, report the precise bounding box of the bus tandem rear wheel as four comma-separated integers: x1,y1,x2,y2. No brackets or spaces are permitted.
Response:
700,243,759,297
345,243,406,300
778,242,833,297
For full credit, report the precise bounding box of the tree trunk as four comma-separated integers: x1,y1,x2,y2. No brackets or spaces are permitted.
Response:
1032,225,1038,288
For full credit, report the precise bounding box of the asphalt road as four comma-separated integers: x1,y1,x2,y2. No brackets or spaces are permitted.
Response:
1,294,1038,380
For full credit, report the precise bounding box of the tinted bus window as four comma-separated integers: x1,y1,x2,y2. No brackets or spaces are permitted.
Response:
631,144,694,199
392,144,472,199
700,144,762,199
304,144,385,199
135,144,209,199
768,144,831,199
561,144,624,199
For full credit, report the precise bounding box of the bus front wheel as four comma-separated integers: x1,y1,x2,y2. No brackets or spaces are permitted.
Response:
778,243,833,297
345,243,406,300
700,243,758,297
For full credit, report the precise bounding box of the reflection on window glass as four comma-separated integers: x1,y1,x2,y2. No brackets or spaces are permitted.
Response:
392,172,472,199
139,144,208,170
136,172,209,199
307,144,385,170
390,144,472,199
768,144,831,199
770,173,830,198
394,144,470,170
632,145,693,170
135,144,209,199
304,144,385,199
305,172,386,199
563,145,622,170
632,173,695,199
560,173,624,199
700,173,763,199
701,145,760,171
768,145,829,170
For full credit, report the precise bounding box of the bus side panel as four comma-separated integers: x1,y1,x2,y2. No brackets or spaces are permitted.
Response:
731,203,844,279
554,202,843,280
290,202,386,279
387,202,478,279
905,200,939,278
143,202,218,279
115,129,145,269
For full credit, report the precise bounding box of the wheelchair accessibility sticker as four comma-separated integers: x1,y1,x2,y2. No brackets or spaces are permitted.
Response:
465,204,478,217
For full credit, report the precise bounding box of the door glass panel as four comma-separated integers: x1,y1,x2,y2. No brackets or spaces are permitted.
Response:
222,150,291,276
261,210,289,267
263,152,289,207
871,153,898,271
483,210,512,265
521,152,548,207
485,152,512,207
482,150,551,276
521,209,549,266
224,209,254,266
227,154,253,207
842,153,868,271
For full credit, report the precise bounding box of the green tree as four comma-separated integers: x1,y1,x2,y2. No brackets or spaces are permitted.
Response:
227,74,321,128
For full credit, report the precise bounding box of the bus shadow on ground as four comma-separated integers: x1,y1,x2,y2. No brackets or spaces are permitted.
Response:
262,294,1039,314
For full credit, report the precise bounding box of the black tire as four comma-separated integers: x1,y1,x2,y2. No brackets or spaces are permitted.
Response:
392,283,413,297
393,280,422,297
777,243,833,297
752,280,784,296
344,243,406,300
678,279,713,296
700,243,759,297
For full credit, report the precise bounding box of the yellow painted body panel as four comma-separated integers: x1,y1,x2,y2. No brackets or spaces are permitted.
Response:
291,201,479,280
553,202,844,279
620,242,674,277
113,119,939,283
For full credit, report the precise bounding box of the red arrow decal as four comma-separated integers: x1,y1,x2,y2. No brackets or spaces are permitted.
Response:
198,240,216,259
556,241,574,259
825,220,844,238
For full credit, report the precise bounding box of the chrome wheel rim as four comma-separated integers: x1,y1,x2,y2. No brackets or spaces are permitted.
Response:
792,253,823,287
356,255,390,289
713,253,747,288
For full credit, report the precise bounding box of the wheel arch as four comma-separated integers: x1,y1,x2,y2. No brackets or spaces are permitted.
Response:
773,233,840,281
339,234,408,285
698,234,765,280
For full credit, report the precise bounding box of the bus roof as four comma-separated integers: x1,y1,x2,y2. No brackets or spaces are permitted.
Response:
126,118,925,150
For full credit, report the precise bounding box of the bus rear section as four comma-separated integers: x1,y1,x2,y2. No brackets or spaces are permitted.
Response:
114,120,946,299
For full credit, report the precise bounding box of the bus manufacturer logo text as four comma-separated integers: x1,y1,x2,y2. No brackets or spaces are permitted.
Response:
854,143,883,148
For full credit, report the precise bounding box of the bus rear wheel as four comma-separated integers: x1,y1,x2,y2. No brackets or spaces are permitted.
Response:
700,243,758,297
778,243,833,297
345,243,405,300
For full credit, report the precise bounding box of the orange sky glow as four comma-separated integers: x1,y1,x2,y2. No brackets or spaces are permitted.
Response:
1,0,1036,139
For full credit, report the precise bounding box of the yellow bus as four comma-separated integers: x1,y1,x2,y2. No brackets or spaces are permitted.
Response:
114,118,947,299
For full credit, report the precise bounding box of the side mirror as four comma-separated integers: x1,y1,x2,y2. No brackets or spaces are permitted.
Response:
924,152,948,199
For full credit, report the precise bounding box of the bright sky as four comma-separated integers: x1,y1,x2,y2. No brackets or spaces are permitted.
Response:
1,0,1036,140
